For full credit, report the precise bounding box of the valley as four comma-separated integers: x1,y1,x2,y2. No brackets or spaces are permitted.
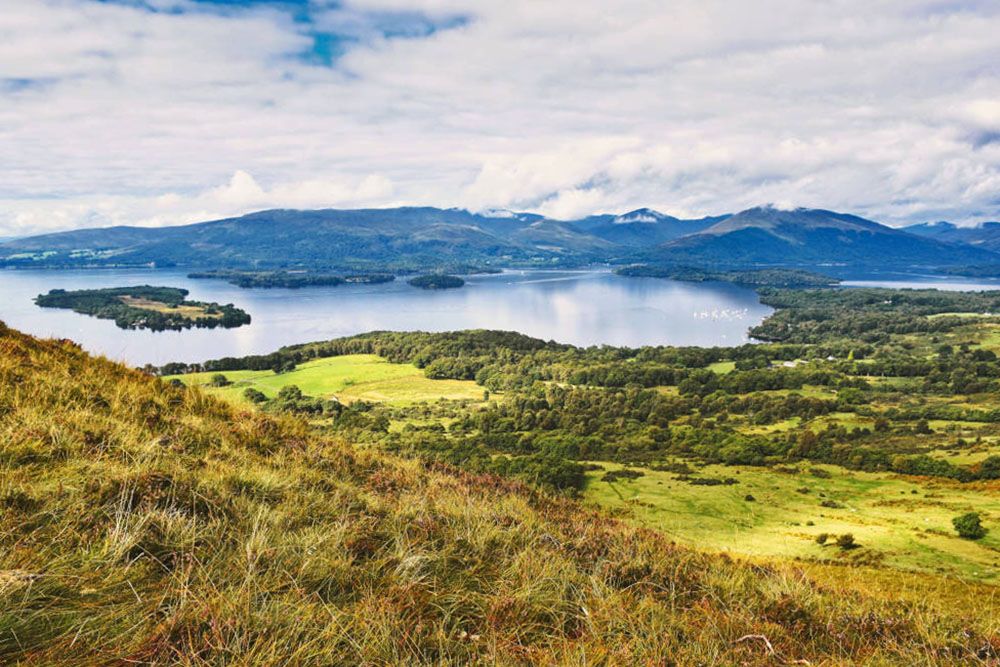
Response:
157,287,1000,584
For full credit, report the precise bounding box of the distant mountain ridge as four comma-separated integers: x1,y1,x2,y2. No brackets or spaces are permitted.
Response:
903,220,1000,253
635,206,999,271
2,204,999,275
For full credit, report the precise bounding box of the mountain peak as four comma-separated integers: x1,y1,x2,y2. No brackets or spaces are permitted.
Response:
468,208,543,223
705,205,888,235
612,208,671,224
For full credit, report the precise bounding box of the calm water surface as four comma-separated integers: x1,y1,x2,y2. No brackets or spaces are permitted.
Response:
842,275,1000,291
0,269,771,366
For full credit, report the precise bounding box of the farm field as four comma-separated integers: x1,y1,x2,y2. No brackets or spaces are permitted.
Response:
165,354,483,405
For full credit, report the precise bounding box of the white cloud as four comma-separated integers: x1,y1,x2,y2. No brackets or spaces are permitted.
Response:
0,170,397,235
1,0,1000,236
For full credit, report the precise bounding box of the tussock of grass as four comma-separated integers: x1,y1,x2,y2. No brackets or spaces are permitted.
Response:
0,322,997,664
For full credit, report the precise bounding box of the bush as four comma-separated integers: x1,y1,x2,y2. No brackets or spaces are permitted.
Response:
836,533,857,550
277,385,303,401
243,388,267,403
209,373,231,387
602,469,645,483
815,533,829,545
676,475,737,486
952,512,987,540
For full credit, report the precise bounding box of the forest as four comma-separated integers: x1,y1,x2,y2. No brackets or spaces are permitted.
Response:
616,265,840,287
188,270,395,289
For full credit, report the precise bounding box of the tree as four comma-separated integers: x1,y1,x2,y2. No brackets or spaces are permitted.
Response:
952,512,987,540
209,373,231,387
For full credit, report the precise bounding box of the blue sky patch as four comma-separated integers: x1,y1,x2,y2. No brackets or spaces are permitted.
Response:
94,0,468,66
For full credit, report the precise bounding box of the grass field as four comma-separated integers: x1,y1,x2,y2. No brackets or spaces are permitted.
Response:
118,295,222,318
165,354,484,405
585,461,1000,580
707,360,736,374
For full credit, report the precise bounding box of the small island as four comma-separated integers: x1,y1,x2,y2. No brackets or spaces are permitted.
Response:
35,286,251,331
188,270,395,289
407,274,465,290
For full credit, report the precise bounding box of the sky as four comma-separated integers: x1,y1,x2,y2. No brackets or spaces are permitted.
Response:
1,0,999,236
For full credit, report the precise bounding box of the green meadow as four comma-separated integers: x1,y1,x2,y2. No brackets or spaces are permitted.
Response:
166,354,483,405
585,461,1000,580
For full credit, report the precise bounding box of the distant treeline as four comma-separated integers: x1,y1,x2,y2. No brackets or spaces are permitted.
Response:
188,270,395,289
617,265,840,287
752,288,1000,344
36,285,250,331
408,274,465,289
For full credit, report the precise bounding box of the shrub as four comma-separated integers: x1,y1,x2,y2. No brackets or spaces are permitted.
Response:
243,388,267,403
676,475,737,486
277,385,303,401
815,533,829,545
602,469,645,482
952,512,987,540
209,373,231,387
836,533,857,550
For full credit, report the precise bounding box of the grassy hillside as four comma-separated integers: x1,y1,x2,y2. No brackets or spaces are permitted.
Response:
2,322,998,663
586,461,1000,579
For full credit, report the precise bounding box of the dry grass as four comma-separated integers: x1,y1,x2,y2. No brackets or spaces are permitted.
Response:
0,321,997,664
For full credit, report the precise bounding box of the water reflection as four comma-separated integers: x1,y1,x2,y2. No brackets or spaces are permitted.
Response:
0,268,772,366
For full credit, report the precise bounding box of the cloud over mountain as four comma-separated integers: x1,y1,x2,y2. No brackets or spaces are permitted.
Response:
2,0,1000,235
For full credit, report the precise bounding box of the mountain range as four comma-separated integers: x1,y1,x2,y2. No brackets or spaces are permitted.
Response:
902,220,1000,253
3,205,999,276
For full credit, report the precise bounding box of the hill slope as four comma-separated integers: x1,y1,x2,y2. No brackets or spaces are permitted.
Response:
904,220,1000,252
0,322,994,663
641,206,999,270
